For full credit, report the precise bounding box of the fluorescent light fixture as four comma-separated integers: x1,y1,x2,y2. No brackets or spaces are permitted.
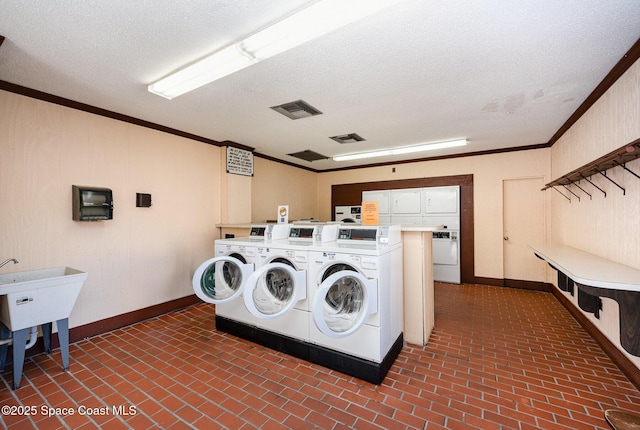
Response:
149,0,404,99
332,139,467,162
148,45,256,99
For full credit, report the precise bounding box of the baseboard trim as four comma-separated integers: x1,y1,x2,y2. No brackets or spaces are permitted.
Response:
504,278,552,292
551,286,640,391
70,294,201,342
470,276,551,292
17,294,201,362
471,276,503,287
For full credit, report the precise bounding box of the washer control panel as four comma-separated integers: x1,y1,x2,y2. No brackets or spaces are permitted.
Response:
336,225,401,245
338,228,377,241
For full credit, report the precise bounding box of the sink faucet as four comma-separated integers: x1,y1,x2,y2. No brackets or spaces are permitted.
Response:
0,258,19,269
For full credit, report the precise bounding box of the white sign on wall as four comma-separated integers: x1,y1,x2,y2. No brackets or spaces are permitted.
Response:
278,205,289,224
226,146,254,176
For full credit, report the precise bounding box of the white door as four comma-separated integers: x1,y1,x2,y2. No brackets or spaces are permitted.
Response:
243,263,306,318
503,177,546,281
312,271,377,338
192,256,253,303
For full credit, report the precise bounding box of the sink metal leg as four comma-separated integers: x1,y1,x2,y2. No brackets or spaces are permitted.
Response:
40,320,70,370
57,319,70,371
0,319,71,389
42,322,53,354
12,328,29,390
0,323,10,370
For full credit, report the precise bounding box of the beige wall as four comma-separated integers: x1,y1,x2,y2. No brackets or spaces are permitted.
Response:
251,157,319,222
0,91,221,329
550,59,640,368
317,148,551,279
222,168,252,224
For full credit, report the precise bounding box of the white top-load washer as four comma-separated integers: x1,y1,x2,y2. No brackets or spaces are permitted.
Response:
192,224,290,327
308,225,403,364
242,223,339,342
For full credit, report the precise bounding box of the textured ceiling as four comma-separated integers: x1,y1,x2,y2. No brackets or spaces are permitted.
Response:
1,1,639,170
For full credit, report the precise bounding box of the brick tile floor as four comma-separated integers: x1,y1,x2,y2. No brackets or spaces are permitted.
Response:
1,283,639,429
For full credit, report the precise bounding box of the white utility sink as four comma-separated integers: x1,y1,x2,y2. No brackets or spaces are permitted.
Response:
0,267,87,331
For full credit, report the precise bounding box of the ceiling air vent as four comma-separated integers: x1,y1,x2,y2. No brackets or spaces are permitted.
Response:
288,150,328,162
330,133,365,144
271,100,323,120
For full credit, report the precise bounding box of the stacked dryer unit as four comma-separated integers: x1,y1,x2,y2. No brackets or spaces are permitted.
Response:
423,186,461,284
308,225,403,384
363,186,461,283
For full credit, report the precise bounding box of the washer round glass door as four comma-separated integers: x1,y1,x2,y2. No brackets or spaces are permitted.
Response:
243,263,306,319
321,263,357,281
312,271,377,338
192,256,253,304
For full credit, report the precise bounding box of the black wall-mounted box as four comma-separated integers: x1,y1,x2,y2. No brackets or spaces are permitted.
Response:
72,185,113,221
136,193,152,207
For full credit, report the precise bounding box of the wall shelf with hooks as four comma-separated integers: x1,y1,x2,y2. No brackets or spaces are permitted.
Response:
542,137,640,200
531,244,640,357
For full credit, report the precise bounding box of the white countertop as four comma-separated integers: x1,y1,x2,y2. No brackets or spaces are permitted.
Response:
530,244,640,292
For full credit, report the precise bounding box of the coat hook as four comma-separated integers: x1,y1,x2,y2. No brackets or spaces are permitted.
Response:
552,186,571,202
580,174,606,197
572,182,592,200
613,160,640,181
597,169,625,195
562,185,580,201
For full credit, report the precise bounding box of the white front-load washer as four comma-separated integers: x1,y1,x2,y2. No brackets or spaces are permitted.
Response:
242,223,339,342
192,224,290,331
307,225,403,384
194,237,258,327
244,244,309,341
